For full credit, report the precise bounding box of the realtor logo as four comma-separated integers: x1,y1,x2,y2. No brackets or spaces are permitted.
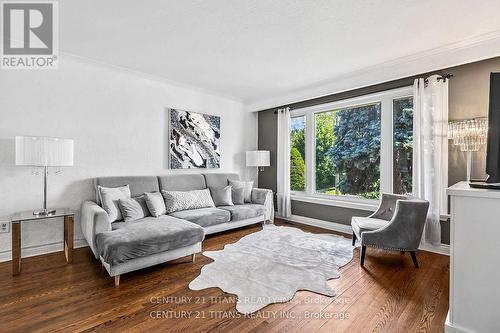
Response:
1,1,58,69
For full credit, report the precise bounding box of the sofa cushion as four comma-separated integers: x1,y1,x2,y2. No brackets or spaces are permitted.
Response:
210,186,233,206
204,173,239,188
162,189,215,213
158,174,206,191
231,186,245,205
98,185,131,222
351,216,389,238
144,192,166,217
97,216,204,265
228,180,254,203
218,204,266,221
95,176,159,204
118,196,150,222
169,207,230,227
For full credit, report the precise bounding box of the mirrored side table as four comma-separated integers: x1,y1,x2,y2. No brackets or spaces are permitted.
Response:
10,209,75,276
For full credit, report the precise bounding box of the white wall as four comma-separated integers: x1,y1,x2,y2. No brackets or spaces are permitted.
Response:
0,55,257,261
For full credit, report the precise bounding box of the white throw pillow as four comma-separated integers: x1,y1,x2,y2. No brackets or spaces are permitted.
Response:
144,192,167,217
118,196,150,222
98,185,131,222
228,180,254,203
162,189,215,214
210,186,234,207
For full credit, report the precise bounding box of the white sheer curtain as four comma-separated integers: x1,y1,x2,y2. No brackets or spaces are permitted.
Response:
413,75,449,245
277,107,292,218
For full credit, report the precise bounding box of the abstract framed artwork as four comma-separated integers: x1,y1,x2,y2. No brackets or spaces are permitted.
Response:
169,108,221,169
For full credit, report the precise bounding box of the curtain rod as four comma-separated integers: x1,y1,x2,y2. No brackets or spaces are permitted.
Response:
421,73,453,86
437,73,453,81
272,73,454,114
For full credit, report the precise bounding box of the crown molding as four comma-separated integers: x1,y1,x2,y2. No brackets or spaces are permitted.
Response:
248,30,500,112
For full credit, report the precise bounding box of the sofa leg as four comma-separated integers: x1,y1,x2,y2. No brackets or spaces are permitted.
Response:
114,275,120,286
410,251,419,268
352,232,356,246
360,246,366,266
192,253,196,263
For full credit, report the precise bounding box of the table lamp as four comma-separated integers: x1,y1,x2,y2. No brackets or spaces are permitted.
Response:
246,150,270,171
15,136,74,216
448,118,488,182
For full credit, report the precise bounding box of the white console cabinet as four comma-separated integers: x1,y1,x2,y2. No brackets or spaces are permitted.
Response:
446,182,500,333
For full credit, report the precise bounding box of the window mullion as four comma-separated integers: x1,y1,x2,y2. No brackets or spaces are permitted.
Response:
380,97,393,193
305,112,315,195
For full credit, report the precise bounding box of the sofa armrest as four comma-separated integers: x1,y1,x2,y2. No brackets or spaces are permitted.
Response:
251,188,274,222
80,200,111,258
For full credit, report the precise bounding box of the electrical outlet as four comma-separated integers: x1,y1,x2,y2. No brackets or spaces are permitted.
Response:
0,222,9,233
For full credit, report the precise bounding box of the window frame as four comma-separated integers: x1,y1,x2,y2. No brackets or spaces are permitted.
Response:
289,86,414,210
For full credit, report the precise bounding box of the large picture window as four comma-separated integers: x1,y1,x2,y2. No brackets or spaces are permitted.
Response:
289,87,413,206
315,103,381,199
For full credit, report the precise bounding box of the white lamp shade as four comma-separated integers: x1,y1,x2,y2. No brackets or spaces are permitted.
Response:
16,136,74,166
246,150,270,167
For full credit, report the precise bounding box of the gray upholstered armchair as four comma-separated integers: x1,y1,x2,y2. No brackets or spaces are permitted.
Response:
351,193,429,268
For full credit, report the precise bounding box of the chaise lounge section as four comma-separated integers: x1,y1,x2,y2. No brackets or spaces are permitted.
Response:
80,173,273,285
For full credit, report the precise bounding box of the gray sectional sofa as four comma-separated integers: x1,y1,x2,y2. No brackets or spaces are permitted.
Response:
80,173,273,285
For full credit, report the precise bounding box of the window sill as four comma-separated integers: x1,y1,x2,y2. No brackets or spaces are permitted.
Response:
289,194,451,220
290,194,378,212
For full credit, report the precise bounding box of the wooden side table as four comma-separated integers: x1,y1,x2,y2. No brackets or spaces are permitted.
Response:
10,209,75,276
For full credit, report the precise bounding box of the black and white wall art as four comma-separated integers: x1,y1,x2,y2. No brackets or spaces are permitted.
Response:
169,108,221,169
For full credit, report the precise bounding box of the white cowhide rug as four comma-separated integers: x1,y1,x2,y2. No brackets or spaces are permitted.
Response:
189,225,354,314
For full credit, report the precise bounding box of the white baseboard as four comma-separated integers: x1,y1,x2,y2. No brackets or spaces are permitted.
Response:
0,213,450,263
285,214,353,235
281,214,450,256
445,311,468,333
419,241,450,256
0,239,88,263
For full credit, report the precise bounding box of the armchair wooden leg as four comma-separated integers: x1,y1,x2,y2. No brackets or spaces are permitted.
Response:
352,232,356,246
410,251,419,268
360,246,366,266
114,275,120,286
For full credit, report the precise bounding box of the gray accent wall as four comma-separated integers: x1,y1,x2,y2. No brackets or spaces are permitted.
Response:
291,201,371,225
258,110,278,194
258,56,500,246
447,57,500,184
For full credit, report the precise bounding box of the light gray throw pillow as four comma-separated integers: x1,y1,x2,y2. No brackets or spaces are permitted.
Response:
210,186,233,207
144,192,167,217
228,180,254,203
98,185,131,222
118,196,150,222
162,189,215,214
231,186,245,205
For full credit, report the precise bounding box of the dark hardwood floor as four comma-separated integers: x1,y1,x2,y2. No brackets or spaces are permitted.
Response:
0,219,449,333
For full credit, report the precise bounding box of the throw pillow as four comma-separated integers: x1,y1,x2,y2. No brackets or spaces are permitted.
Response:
118,196,150,222
144,192,167,217
228,180,254,203
210,186,233,206
98,185,131,222
231,186,245,205
162,189,215,214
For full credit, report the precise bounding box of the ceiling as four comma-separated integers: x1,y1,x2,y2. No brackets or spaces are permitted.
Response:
60,1,500,109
